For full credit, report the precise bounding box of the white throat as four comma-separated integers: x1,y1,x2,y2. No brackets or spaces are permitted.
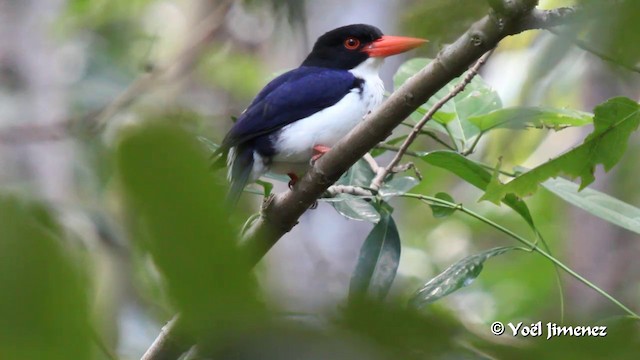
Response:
349,57,384,79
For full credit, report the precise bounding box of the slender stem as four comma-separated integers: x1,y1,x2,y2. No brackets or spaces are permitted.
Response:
443,124,461,152
369,50,494,191
399,122,457,150
362,153,381,172
374,143,422,157
422,129,457,150
476,162,519,177
462,132,484,155
402,192,640,319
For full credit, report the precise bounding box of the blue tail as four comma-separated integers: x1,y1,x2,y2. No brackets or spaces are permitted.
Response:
226,146,254,207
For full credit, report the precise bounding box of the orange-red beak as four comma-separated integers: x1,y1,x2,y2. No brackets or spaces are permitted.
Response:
363,35,427,57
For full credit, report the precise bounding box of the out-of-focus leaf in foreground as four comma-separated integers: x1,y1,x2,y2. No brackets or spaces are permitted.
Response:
116,124,261,342
0,196,92,360
482,97,640,203
341,299,462,360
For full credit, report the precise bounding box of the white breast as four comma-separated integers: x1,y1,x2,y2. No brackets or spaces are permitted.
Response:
268,58,385,174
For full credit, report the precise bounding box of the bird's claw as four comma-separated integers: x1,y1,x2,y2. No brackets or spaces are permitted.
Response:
287,173,299,189
310,145,332,165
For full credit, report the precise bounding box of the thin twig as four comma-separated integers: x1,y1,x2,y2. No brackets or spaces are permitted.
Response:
362,153,381,172
420,129,457,150
323,185,374,198
374,143,422,157
141,316,189,360
462,131,484,156
0,121,71,144
370,50,494,191
398,122,457,150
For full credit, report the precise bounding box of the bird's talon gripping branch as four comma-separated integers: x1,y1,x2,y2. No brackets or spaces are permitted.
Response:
311,144,332,164
287,173,299,189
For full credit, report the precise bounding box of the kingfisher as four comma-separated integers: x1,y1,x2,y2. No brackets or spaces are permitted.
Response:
214,24,426,205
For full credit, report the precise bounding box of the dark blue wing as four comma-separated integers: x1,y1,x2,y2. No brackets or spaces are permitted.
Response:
220,66,358,150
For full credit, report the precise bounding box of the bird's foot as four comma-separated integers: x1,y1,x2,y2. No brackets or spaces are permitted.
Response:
311,145,331,164
287,173,299,189
286,172,317,209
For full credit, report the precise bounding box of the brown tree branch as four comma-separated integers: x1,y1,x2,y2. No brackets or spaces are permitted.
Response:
142,4,578,360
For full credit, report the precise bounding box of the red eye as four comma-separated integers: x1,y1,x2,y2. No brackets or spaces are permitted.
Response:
344,37,360,50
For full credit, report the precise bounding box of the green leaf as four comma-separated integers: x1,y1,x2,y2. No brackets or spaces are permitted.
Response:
542,177,640,235
116,124,262,337
349,207,401,301
394,58,502,148
429,192,456,218
329,159,378,220
469,107,593,132
337,158,376,187
409,247,518,308
328,194,380,223
255,179,274,197
0,196,92,360
482,97,640,203
420,151,536,228
421,151,490,188
380,176,420,198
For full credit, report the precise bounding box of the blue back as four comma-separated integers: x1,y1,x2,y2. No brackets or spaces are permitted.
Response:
221,66,359,151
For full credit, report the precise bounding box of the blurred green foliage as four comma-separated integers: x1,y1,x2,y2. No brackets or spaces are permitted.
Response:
0,196,92,359
115,123,263,344
403,0,490,51
3,0,640,358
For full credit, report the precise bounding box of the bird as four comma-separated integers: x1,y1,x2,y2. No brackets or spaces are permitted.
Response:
213,24,426,205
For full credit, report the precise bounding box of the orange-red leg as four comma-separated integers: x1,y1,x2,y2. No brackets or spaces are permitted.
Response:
311,145,331,163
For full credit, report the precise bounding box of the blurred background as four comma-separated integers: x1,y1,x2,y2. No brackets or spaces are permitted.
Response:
1,0,639,359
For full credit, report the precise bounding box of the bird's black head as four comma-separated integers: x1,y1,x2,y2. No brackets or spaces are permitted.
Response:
301,24,427,70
